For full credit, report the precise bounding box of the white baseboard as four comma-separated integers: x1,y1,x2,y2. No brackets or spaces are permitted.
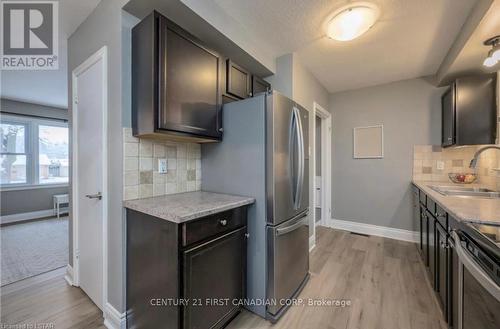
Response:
0,208,68,225
64,264,74,286
325,218,418,243
309,235,316,252
104,302,126,329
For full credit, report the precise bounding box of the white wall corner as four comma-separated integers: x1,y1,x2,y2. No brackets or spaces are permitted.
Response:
309,235,316,252
104,302,126,329
64,264,74,286
326,218,419,243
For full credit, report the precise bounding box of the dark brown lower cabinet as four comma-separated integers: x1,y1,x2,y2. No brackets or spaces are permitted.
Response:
427,210,436,287
183,227,246,329
436,223,448,314
448,236,459,328
420,205,429,266
126,207,248,329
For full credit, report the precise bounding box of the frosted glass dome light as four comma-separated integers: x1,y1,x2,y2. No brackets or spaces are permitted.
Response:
326,3,380,41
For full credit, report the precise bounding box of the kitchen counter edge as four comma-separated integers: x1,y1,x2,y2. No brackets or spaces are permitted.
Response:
123,191,255,224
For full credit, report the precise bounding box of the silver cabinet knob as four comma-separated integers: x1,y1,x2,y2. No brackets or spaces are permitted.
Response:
219,219,227,226
85,192,102,200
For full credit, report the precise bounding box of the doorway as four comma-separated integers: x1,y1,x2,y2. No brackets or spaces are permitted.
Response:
71,46,108,310
311,102,332,248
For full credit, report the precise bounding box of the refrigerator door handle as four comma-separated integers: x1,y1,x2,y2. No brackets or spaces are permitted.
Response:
276,213,308,236
294,107,305,210
288,108,298,207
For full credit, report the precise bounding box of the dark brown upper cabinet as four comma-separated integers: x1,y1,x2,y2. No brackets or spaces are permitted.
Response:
226,59,251,99
252,75,271,96
441,74,497,147
132,11,222,142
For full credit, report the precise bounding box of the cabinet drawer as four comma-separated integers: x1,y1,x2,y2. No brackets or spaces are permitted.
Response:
181,207,247,247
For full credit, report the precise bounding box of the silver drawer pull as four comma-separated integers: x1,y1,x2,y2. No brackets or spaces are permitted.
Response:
219,219,227,226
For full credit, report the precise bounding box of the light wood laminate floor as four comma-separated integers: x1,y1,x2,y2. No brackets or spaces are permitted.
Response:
0,267,105,328
227,227,446,329
0,227,445,329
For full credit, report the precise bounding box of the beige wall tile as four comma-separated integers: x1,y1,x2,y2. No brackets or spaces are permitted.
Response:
124,170,139,186
140,140,153,157
123,186,139,201
124,143,139,157
153,144,166,158
139,184,153,198
124,157,139,171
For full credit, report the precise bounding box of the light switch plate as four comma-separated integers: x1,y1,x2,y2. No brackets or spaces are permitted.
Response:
436,160,445,170
158,159,168,174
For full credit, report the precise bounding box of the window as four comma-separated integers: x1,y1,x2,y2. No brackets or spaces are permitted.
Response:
0,114,68,188
1,121,28,184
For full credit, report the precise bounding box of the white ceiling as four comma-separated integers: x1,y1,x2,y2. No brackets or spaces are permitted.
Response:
211,0,478,93
1,0,101,108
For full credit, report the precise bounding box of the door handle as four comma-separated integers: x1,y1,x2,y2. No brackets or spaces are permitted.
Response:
294,107,305,210
85,192,102,200
276,215,308,236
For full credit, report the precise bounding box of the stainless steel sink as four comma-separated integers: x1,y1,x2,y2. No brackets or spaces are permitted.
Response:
429,185,500,199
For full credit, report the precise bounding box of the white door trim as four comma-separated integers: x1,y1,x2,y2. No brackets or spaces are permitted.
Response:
312,102,332,234
71,46,108,310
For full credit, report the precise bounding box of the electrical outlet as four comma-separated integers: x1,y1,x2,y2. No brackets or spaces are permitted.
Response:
158,159,168,174
436,160,445,170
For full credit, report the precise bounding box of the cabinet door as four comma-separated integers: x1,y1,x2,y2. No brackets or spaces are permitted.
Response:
421,206,429,266
159,19,222,138
252,75,270,96
449,237,459,328
436,223,448,314
428,211,436,288
226,60,251,99
441,86,455,147
182,227,246,329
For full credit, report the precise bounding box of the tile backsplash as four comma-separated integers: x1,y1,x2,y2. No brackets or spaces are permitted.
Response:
123,128,201,200
413,145,500,190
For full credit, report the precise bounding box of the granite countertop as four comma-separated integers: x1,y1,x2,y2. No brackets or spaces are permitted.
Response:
413,180,500,225
123,191,255,223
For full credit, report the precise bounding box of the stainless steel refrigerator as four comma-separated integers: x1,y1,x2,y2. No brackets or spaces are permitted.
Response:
202,91,309,321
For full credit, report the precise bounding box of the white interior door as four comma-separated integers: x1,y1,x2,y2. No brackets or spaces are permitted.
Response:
73,48,107,310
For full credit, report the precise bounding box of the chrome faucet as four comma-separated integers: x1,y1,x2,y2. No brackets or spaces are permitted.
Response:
469,145,500,168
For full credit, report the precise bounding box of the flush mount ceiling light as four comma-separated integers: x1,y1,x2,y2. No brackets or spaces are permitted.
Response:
483,35,500,68
326,2,380,41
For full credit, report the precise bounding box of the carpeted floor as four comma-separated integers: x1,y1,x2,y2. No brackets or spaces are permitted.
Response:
1,217,68,286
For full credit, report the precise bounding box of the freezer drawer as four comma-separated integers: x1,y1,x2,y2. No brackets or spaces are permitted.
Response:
267,210,309,318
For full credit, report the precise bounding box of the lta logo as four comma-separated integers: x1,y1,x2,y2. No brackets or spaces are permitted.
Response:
1,1,58,70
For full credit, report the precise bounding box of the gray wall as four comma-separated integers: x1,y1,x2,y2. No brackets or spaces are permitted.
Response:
329,78,445,231
1,187,69,216
0,99,69,216
67,0,129,312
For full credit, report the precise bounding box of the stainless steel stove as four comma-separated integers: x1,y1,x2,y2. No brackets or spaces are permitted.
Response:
469,222,500,247
454,222,500,329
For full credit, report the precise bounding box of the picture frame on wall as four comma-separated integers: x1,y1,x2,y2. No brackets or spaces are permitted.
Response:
353,125,384,159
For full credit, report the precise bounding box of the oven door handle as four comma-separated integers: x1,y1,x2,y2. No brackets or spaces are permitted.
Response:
452,231,500,302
